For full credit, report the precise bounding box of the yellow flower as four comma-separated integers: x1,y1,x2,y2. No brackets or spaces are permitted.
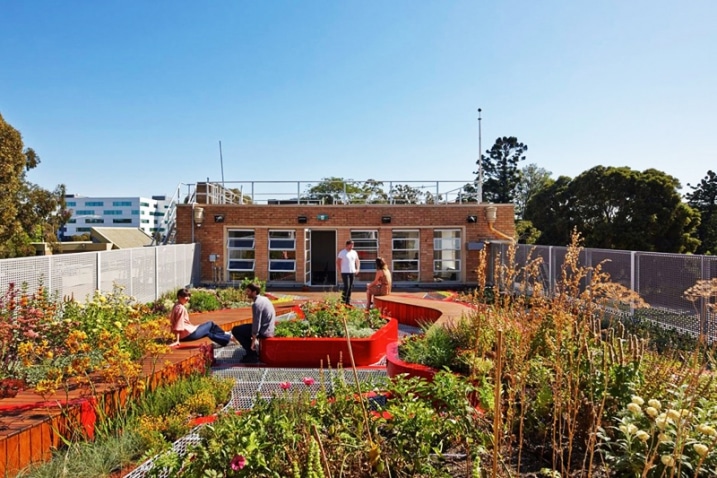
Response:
635,430,650,442
666,409,681,421
658,433,670,443
698,424,717,437
693,443,709,457
631,395,645,406
647,399,661,410
645,406,658,418
655,415,669,430
627,403,642,415
661,455,675,467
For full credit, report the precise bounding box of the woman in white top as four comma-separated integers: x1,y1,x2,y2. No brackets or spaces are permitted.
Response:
366,257,392,309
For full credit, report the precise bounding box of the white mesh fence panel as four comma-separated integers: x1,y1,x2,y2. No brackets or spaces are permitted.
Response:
0,256,51,296
51,253,98,302
0,244,197,305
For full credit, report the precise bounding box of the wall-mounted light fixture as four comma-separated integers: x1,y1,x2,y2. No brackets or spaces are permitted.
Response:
214,214,225,223
466,215,477,223
193,207,205,227
485,206,497,225
297,216,308,224
381,216,392,224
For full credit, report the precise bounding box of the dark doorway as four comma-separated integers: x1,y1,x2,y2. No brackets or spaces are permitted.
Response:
310,230,336,286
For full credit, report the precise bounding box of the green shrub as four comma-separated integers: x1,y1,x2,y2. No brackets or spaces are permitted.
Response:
187,290,221,312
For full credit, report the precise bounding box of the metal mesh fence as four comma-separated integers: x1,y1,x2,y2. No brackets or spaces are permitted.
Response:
0,244,198,304
492,244,717,341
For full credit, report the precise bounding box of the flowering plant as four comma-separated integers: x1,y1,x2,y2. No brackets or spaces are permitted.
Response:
274,297,386,338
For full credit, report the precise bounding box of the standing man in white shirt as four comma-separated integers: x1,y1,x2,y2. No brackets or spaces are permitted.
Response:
336,239,360,305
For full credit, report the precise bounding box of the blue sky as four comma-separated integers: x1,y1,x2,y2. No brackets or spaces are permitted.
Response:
1,1,715,199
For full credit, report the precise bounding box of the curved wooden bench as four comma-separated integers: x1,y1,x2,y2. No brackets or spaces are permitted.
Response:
373,294,468,328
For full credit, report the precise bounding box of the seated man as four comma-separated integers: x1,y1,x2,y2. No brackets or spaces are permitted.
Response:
231,283,276,363
169,288,234,348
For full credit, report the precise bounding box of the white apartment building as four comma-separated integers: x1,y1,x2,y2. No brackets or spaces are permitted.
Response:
61,195,171,239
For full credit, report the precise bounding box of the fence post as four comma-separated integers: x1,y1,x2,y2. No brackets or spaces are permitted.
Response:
630,251,637,316
96,252,102,294
155,246,160,302
700,255,709,339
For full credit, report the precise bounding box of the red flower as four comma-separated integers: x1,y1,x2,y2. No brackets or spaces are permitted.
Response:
302,376,315,386
230,454,246,470
280,381,291,390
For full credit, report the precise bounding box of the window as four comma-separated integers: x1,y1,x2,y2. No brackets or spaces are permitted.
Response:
351,230,378,282
392,230,420,282
141,219,150,224
227,229,255,281
113,218,132,224
113,201,132,206
140,202,150,207
66,201,76,207
85,218,104,224
131,210,139,215
75,210,95,216
85,201,104,207
269,230,296,282
67,219,76,224
433,229,461,282
77,227,91,232
104,210,124,215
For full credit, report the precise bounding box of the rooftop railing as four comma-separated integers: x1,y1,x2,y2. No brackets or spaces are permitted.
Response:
179,179,481,205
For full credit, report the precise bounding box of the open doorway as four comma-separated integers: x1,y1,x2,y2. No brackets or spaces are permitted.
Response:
308,230,336,286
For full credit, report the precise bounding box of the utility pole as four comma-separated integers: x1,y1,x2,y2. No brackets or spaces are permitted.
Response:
477,108,483,203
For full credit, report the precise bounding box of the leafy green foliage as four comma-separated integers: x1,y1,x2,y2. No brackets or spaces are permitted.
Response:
685,170,717,254
186,289,221,312
274,298,386,338
476,136,528,204
0,113,69,257
525,166,700,252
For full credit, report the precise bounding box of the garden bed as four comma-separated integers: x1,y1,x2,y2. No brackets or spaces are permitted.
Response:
260,318,399,367
385,341,438,381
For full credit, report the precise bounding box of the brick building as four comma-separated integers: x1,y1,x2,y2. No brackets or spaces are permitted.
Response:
173,182,515,288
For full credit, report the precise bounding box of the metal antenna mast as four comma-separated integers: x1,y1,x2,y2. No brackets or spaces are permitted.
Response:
219,140,225,189
477,108,483,203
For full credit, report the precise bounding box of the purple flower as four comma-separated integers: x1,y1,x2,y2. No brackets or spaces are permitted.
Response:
230,454,246,470
280,381,292,390
302,377,315,386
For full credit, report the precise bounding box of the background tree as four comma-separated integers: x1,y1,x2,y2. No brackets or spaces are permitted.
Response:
514,163,552,219
389,184,425,204
475,136,527,204
304,177,365,204
0,113,68,258
525,166,700,253
685,170,717,254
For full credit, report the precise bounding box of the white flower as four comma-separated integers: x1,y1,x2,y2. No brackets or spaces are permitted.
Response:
661,455,675,467
698,424,717,437
645,406,659,418
631,395,645,406
693,443,709,457
635,430,650,442
627,403,643,415
658,433,670,443
647,399,661,410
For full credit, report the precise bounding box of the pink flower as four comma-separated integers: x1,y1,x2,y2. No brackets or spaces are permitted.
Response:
230,454,246,470
302,377,315,386
280,381,291,390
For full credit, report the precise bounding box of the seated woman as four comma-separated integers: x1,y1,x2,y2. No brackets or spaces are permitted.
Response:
168,288,235,348
366,257,392,309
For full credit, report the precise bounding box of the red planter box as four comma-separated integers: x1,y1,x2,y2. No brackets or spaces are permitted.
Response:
385,341,438,381
260,318,399,368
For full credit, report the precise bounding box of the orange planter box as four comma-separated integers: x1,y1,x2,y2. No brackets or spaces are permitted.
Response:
260,318,399,368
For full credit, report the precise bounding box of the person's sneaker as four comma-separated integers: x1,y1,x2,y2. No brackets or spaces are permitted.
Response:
212,342,227,349
240,354,260,364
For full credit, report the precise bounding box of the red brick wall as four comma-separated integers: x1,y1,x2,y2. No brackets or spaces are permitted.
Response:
176,204,515,285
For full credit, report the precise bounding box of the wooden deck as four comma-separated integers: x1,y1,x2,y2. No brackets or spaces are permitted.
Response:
0,291,469,477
